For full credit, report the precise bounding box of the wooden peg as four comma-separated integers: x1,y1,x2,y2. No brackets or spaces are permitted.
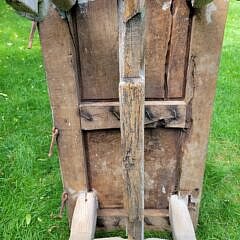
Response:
169,195,196,240
69,191,98,240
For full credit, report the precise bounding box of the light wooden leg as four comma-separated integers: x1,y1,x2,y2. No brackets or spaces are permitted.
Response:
169,195,197,240
69,191,98,240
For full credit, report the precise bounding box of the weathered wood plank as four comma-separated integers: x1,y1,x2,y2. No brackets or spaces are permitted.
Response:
119,1,145,238
52,0,76,11
87,128,179,210
145,0,172,99
6,0,38,15
76,0,119,100
179,0,229,226
119,78,145,240
38,6,88,220
169,195,196,240
80,101,187,130
167,0,190,98
69,191,98,240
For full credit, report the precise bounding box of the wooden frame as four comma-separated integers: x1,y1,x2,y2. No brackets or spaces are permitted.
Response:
36,0,229,238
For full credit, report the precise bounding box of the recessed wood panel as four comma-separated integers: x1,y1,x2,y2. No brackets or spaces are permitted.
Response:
86,128,179,209
77,0,119,100
167,0,191,98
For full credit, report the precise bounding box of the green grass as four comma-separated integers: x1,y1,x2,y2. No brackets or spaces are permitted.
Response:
0,1,239,239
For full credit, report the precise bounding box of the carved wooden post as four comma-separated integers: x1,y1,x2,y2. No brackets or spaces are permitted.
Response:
118,0,145,239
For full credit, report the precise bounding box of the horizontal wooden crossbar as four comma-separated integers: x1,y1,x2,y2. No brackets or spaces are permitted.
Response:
96,209,170,232
80,101,187,130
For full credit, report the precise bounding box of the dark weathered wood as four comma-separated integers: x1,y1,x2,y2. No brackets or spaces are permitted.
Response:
145,0,170,99
80,101,187,130
179,0,229,226
119,78,145,240
167,0,190,98
191,0,213,8
87,128,179,210
39,7,88,220
52,0,76,11
76,0,119,100
118,1,145,239
169,195,196,240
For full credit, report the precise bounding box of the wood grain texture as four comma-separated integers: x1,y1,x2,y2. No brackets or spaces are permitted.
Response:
167,0,190,98
179,0,229,226
70,191,98,240
169,195,196,240
119,1,145,238
52,0,76,11
80,101,187,130
119,78,145,240
145,0,172,98
39,7,88,220
76,0,119,100
96,209,170,232
87,128,179,210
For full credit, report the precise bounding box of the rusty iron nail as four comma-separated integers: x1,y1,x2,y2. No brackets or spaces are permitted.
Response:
48,127,59,158
58,192,68,219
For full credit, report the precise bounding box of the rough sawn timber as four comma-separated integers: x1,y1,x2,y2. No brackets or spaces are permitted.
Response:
166,0,190,98
39,7,88,220
179,0,229,226
118,0,145,239
80,101,187,130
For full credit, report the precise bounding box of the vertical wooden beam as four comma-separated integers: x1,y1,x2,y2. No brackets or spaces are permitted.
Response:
179,0,229,226
39,7,88,220
118,0,145,239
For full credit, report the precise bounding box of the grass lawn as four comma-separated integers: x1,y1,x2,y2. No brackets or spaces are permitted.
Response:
0,1,239,239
